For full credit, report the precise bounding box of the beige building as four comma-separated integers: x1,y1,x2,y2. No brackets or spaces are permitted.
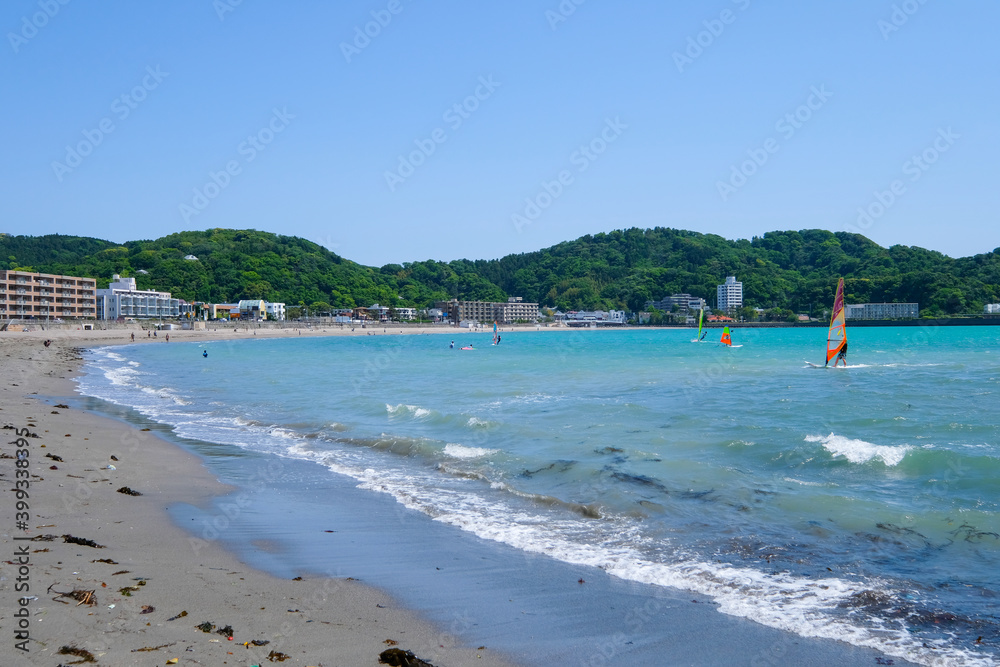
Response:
437,297,539,324
0,270,96,319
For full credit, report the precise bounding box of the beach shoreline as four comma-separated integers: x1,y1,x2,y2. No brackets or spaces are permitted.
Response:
0,329,516,667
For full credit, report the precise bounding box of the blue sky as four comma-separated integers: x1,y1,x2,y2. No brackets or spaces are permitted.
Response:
2,0,998,266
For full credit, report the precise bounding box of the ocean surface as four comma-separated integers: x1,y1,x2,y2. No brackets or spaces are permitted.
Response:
77,326,1000,665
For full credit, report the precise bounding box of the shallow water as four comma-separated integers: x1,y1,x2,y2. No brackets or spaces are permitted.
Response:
78,326,1000,666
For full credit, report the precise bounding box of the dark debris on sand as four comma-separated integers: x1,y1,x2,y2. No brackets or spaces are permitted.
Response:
62,534,104,548
379,647,437,667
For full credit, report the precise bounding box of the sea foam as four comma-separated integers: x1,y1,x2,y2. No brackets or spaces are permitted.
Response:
443,443,498,459
806,433,912,466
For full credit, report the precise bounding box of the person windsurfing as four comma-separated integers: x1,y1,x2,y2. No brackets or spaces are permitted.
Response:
700,330,707,341
834,340,848,367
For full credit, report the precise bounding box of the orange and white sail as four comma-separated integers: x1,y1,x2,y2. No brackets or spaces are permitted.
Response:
721,326,732,347
826,278,847,365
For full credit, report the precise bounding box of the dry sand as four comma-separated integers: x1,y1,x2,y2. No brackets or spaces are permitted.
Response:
0,327,517,667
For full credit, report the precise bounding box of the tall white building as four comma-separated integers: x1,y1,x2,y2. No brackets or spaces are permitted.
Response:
717,276,743,313
96,274,179,320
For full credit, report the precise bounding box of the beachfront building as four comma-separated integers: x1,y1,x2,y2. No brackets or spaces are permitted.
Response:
207,303,238,319
563,310,627,326
0,269,96,319
360,304,391,321
985,304,1000,314
96,274,178,320
495,297,538,323
437,297,539,324
845,303,919,320
646,293,707,313
717,277,743,314
265,302,286,321
236,299,267,320
423,307,447,323
179,301,198,319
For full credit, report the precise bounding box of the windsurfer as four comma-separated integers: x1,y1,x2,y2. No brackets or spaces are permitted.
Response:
835,340,848,367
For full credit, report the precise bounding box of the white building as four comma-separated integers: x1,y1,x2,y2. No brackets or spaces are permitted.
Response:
96,274,180,320
717,276,743,313
265,302,286,321
985,304,1000,314
845,303,919,319
563,310,626,326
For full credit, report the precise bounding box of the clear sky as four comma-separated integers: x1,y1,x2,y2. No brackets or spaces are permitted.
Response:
2,1,998,266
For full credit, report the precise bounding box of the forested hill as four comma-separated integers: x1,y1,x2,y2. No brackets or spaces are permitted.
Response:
2,228,998,317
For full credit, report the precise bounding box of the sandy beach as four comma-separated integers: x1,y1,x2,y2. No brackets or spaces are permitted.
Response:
1,325,516,667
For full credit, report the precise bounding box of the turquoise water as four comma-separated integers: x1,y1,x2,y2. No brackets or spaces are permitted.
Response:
79,326,1000,666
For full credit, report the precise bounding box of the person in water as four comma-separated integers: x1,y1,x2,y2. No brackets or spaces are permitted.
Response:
450,341,454,348
203,350,208,358
836,340,848,366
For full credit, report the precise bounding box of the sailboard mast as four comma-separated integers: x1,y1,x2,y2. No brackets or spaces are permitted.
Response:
825,278,847,366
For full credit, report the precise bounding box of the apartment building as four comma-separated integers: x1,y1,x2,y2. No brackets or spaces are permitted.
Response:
0,270,96,319
436,297,539,324
96,274,180,320
647,293,708,313
716,276,743,313
844,303,919,319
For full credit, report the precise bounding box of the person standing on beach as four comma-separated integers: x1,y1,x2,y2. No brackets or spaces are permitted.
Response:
131,332,135,342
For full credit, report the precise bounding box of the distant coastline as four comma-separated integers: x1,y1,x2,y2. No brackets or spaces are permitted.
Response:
688,316,1000,328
